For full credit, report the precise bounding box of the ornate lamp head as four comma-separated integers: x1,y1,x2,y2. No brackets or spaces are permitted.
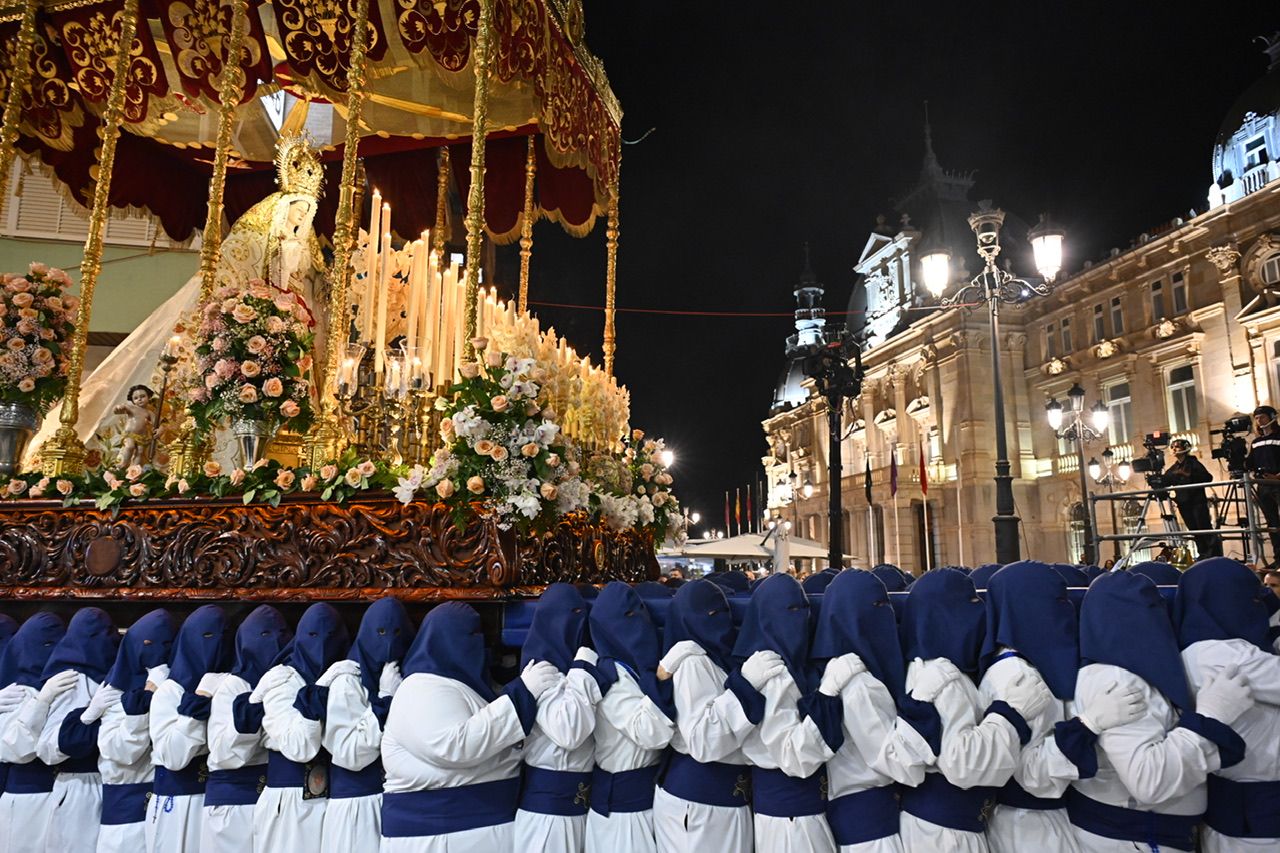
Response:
275,134,324,199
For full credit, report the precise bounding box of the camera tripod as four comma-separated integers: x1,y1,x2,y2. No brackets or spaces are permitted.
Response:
1117,484,1192,565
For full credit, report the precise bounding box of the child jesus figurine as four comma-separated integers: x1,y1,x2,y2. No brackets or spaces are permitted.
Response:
113,384,156,469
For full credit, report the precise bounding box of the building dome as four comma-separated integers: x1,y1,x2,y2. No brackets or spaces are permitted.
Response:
1209,34,1280,208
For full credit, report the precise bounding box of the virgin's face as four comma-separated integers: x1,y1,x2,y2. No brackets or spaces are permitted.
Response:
286,201,309,230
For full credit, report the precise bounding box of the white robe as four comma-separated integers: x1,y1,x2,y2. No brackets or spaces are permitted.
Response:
27,672,103,853
739,669,837,853
514,667,600,853
149,675,224,853
652,651,753,853
96,689,160,853
897,658,1021,853
0,684,56,853
977,656,1081,853
252,665,326,853
1070,663,1222,853
201,675,266,853
320,669,387,853
1181,639,1280,853
379,673,528,852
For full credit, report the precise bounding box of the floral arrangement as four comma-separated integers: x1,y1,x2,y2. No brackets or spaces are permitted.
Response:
589,428,685,545
186,279,315,435
395,338,591,533
0,263,78,414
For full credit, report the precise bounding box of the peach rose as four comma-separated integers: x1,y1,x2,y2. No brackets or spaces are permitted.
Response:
31,347,52,364
240,360,262,378
128,483,148,498
10,292,32,308
470,336,489,351
203,461,222,477
246,336,268,355
125,464,143,481
28,262,48,276
6,338,25,351
320,464,338,480
542,408,557,422
300,474,318,491
345,467,363,487
6,479,27,495
231,303,257,323
56,479,74,496
521,442,540,458
489,445,509,462
632,428,645,441
262,377,284,398
275,470,296,490
265,316,286,335
357,460,377,478
474,439,495,456
103,471,122,490
490,395,509,412
248,281,271,299
238,385,258,403
273,294,295,313
546,453,561,467
63,295,79,313
466,475,485,494
43,296,62,312
280,400,301,418
539,482,558,501
440,418,455,435
229,468,245,486
485,349,503,368
459,363,481,379
435,479,455,498
177,479,191,495
17,378,34,392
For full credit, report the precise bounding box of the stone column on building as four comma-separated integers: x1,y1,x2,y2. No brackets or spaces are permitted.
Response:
1207,244,1258,411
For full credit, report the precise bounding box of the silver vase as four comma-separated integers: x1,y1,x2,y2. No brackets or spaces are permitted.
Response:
0,401,38,478
231,418,272,470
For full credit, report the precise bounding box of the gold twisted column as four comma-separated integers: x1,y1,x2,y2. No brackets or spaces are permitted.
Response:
462,0,493,358
302,0,372,468
517,135,536,314
0,0,40,206
196,0,249,302
41,0,141,477
433,146,449,269
603,148,620,376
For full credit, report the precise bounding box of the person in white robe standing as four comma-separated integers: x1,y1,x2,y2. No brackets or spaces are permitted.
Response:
895,568,1052,853
0,614,16,800
732,573,836,853
514,583,603,853
0,613,67,853
978,562,1146,853
1173,558,1280,852
652,579,754,853
584,581,677,853
148,604,234,853
201,605,292,853
77,609,176,853
379,601,558,851
1069,570,1255,853
251,602,350,853
319,597,414,853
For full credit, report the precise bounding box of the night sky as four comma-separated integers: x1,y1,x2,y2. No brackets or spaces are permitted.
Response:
504,4,1277,533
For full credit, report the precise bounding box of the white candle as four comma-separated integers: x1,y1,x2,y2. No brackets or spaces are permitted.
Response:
405,240,422,353
440,263,457,385
425,249,441,386
363,190,381,341
375,224,391,376
452,263,465,381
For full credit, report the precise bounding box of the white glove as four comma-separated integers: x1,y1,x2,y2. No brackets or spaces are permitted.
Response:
741,650,788,691
573,646,598,666
658,641,705,678
80,685,122,724
819,653,867,697
36,670,79,706
520,660,561,700
1079,680,1146,733
1195,663,1254,725
0,684,27,714
909,658,964,702
1001,672,1054,721
249,666,293,703
194,672,227,698
316,660,361,688
145,665,170,686
378,662,403,698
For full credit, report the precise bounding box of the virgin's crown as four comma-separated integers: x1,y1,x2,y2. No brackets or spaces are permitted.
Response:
275,134,324,198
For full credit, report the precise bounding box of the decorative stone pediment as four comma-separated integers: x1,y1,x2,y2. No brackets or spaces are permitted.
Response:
1045,357,1069,376
1153,319,1180,340
873,408,898,435
1095,339,1121,359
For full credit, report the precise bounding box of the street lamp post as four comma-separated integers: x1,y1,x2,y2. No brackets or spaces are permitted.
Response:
1046,382,1110,565
1088,448,1132,560
921,202,1065,563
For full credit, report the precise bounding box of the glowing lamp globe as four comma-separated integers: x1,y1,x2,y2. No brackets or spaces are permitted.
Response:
1029,214,1066,283
921,250,951,298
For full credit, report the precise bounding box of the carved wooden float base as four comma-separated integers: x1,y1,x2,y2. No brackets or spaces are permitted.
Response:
0,495,659,602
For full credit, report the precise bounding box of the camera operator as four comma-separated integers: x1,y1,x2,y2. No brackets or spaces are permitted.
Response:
1246,404,1280,566
1163,438,1221,558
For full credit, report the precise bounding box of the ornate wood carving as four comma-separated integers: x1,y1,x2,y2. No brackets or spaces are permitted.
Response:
0,496,658,601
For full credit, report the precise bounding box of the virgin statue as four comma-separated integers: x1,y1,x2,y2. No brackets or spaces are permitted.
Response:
25,134,329,469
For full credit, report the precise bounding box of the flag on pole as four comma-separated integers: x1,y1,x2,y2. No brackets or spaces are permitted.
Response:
747,483,755,534
890,452,898,497
864,458,872,504
734,487,742,535
724,491,731,536
919,444,928,496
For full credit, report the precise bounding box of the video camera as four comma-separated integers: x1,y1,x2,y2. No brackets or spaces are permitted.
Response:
1209,414,1252,473
1130,431,1170,487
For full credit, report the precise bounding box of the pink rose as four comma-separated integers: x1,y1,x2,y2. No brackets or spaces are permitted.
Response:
10,292,32,309
466,476,485,495
546,453,561,467
357,461,377,478
490,395,509,412
177,479,191,495
7,278,29,293
63,295,79,313
125,464,143,481
459,363,480,379
246,336,268,355
265,316,286,335
300,474,318,491
280,399,300,418
103,471,122,490
212,337,228,353
43,296,62,312
17,378,34,392
540,482,558,501
56,479,74,496
489,445,508,462
28,262,48,276
320,464,338,480
31,347,51,364
229,468,245,486
297,355,313,373
435,479,455,499
344,468,363,487
275,469,296,489
240,360,261,378
128,483,148,498
470,336,489,351
262,377,284,397
231,303,257,323
7,479,27,495
204,373,220,390
521,442,540,458
215,359,236,379
238,385,258,403
249,281,271,299
273,294,295,313
485,349,503,368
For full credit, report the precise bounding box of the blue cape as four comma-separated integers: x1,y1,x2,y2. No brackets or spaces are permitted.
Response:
982,561,1079,700
590,581,671,713
811,570,906,702
663,579,735,673
168,605,233,692
348,597,414,695
1050,563,1091,587
41,607,118,684
1174,557,1272,652
871,564,909,592
901,568,986,675
231,605,293,688
0,613,64,688
0,615,17,657
106,609,176,692
711,571,751,594
634,581,676,600
968,563,1003,590
802,572,835,593
1081,571,1192,710
404,602,494,700
732,573,814,689
276,603,350,685
1129,561,1182,585
522,583,589,671
1081,565,1105,581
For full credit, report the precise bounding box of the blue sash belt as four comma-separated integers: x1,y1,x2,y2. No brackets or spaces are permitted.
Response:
266,752,306,788
997,779,1063,811
204,765,266,807
590,765,658,817
519,766,592,816
1205,775,1280,839
659,753,750,809
1067,789,1198,851
0,763,6,797
56,755,98,774
381,777,520,838
751,767,826,818
827,785,899,845
900,772,997,833
154,761,207,797
101,782,151,825
331,761,384,800
4,761,55,794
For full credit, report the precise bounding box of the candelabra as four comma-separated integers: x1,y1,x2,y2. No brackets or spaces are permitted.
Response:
336,341,439,467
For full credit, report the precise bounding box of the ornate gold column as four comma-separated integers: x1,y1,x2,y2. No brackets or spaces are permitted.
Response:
40,0,140,476
602,146,620,375
517,135,536,313
461,0,493,358
0,0,40,206
302,0,373,468
196,0,250,302
433,146,449,267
